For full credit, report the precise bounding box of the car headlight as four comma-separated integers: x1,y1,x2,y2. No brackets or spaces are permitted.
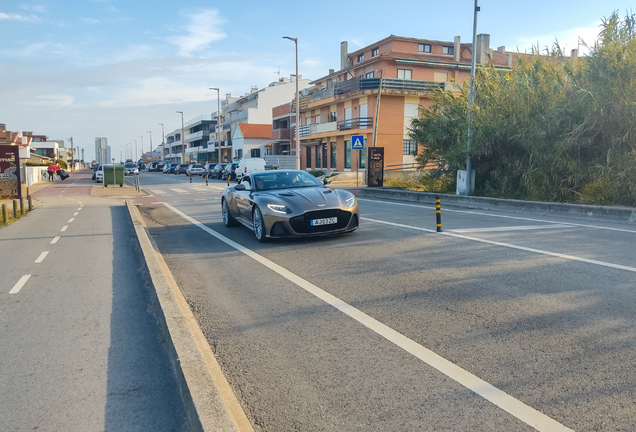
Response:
267,203,290,214
345,195,356,208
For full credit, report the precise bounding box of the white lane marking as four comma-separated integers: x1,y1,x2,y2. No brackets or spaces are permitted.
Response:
9,275,31,294
191,186,211,192
171,188,188,193
77,207,82,211
449,224,571,233
60,226,68,232
194,199,207,201
68,218,75,223
363,217,636,274
151,190,166,195
73,212,79,216
162,202,573,432
357,198,636,234
34,251,49,263
142,195,155,197
50,236,60,244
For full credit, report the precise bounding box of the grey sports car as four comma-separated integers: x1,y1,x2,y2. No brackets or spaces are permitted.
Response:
221,170,359,242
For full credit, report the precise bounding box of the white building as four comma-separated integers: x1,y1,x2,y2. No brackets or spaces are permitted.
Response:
95,137,111,164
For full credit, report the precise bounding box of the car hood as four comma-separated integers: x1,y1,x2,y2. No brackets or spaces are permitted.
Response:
258,187,343,208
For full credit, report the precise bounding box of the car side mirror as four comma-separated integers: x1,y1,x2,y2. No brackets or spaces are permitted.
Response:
323,178,329,185
234,184,246,191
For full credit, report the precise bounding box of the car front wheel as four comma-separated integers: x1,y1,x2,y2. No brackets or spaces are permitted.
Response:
252,206,268,242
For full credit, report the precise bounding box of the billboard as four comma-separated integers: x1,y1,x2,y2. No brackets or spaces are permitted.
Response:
0,145,21,200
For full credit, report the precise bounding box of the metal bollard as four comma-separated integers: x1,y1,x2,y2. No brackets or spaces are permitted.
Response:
20,197,25,215
13,199,19,218
205,173,208,186
2,203,8,224
28,196,33,211
436,197,442,232
189,172,192,183
227,177,230,186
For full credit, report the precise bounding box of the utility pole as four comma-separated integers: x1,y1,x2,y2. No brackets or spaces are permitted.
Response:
67,135,74,171
159,123,165,161
464,0,480,196
140,136,144,163
283,36,300,170
147,130,152,160
210,88,222,162
134,139,137,162
177,111,184,165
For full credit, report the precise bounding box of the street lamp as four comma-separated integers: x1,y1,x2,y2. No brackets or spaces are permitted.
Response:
283,36,300,170
147,130,153,161
133,139,137,162
209,87,222,163
66,135,74,172
158,123,165,162
176,111,184,164
140,135,144,164
464,0,480,196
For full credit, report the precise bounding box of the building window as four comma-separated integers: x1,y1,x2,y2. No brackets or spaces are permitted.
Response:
397,69,412,80
331,142,337,168
345,140,351,169
306,147,312,168
357,53,364,62
372,48,379,57
236,149,243,159
316,145,321,168
251,148,260,157
403,140,418,155
365,71,374,78
443,46,454,55
419,43,431,53
330,111,337,122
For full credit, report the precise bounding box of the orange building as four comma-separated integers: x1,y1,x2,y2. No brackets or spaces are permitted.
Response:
296,34,518,172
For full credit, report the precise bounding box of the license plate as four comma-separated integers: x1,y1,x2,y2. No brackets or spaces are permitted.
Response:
310,217,337,226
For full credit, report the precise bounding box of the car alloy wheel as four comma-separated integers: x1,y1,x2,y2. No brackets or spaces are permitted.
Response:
222,199,238,227
252,206,267,242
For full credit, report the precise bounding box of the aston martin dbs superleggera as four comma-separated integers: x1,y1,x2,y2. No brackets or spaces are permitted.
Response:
221,170,359,242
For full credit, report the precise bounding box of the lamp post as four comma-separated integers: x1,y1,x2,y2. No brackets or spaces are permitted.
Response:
133,139,137,163
158,123,165,162
67,135,74,172
176,111,184,164
140,135,144,163
209,87,222,163
283,36,300,170
464,0,480,195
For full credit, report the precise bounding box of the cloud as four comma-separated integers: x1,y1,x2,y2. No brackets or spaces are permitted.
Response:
167,9,226,56
510,22,602,56
0,12,39,22
31,94,75,107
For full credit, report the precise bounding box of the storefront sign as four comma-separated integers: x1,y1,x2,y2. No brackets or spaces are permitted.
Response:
0,145,21,200
367,147,384,188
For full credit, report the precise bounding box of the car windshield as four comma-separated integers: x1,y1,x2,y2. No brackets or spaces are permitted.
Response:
125,163,136,168
253,171,323,191
192,164,203,168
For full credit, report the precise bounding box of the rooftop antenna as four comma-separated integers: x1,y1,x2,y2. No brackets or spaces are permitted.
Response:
274,67,281,80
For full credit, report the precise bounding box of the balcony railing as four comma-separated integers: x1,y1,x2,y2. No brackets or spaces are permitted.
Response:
334,78,445,96
299,121,339,137
337,117,373,131
185,130,204,143
271,128,291,140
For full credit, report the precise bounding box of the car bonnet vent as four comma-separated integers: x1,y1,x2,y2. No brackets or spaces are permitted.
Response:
322,189,333,194
277,193,295,197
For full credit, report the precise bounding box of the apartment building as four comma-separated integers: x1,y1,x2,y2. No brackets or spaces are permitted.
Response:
207,75,312,163
296,34,517,171
95,137,111,164
164,129,183,164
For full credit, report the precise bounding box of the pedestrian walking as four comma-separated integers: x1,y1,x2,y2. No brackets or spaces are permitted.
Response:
47,164,56,182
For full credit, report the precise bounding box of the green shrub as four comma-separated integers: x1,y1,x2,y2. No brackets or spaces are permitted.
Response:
308,169,325,177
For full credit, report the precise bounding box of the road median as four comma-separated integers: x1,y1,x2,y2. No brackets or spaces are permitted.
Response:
126,200,254,432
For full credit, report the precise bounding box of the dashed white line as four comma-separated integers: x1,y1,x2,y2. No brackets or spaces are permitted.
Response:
162,202,573,432
9,275,31,294
60,225,68,232
77,207,82,211
50,236,60,244
68,218,75,223
73,212,79,216
35,251,49,263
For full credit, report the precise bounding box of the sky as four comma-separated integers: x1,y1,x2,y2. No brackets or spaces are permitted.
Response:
1,0,633,162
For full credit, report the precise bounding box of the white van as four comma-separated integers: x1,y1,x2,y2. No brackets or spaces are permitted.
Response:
235,158,266,181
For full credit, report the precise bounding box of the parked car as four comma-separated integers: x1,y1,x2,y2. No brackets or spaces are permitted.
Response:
221,170,359,242
235,158,266,182
148,162,158,171
174,164,189,175
211,163,228,179
186,164,205,176
94,165,103,183
124,163,139,175
155,163,165,172
203,163,217,177
162,163,174,173
165,163,177,173
222,163,239,181
92,164,99,180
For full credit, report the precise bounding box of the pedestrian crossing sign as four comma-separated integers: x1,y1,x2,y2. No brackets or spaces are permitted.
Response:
351,135,365,150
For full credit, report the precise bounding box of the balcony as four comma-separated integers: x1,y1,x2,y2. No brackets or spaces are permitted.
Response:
271,128,291,141
337,117,373,131
185,130,204,143
334,78,445,96
299,121,339,137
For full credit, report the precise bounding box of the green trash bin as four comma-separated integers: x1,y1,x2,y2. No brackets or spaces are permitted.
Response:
103,164,125,187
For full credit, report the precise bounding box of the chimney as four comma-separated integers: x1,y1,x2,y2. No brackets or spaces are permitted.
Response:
341,41,349,70
329,68,335,75
506,53,513,67
226,93,231,99
571,49,578,58
497,46,505,54
475,33,490,64
454,36,461,62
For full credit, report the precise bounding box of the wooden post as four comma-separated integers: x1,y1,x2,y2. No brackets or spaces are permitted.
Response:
20,197,26,215
28,196,33,211
2,204,8,224
13,199,19,218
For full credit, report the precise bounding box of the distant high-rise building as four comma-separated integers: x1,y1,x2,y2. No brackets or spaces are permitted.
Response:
95,137,110,164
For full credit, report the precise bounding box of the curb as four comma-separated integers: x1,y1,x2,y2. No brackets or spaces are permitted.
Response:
358,188,636,222
125,200,254,432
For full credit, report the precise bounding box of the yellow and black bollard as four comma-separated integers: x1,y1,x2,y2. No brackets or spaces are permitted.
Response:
189,172,192,183
436,197,442,232
227,176,230,186
205,172,208,186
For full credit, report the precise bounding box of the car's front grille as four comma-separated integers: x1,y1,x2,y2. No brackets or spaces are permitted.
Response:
290,209,352,234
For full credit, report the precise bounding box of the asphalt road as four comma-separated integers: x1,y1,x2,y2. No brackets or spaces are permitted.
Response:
0,172,190,432
135,170,636,431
